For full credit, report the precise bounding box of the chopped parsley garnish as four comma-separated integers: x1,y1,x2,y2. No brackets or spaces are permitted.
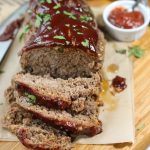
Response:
129,46,144,58
115,49,127,54
46,0,52,3
77,32,83,35
19,24,32,41
80,15,93,22
25,92,36,104
63,11,77,20
35,14,43,28
53,3,61,9
43,14,51,22
35,13,51,28
39,0,51,3
54,35,66,40
81,39,89,47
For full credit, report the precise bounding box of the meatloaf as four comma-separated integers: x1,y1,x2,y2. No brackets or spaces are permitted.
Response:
20,0,105,79
3,103,72,150
15,94,102,136
12,73,101,113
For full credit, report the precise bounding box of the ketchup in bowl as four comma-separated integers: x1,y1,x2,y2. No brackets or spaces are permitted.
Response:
108,7,144,29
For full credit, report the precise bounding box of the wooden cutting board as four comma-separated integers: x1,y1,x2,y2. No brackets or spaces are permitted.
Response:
0,0,150,150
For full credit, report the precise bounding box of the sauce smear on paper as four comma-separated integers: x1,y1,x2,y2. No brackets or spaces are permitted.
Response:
112,75,127,93
107,64,119,73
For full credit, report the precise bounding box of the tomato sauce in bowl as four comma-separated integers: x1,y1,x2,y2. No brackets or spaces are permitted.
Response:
108,7,144,29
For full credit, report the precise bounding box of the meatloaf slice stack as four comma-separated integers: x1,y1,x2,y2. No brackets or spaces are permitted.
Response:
3,103,72,150
12,73,101,113
15,95,102,136
20,0,105,79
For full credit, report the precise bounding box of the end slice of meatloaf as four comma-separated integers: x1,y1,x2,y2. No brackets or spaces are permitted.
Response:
12,73,101,113
16,96,102,136
17,127,71,150
20,0,105,79
3,103,72,150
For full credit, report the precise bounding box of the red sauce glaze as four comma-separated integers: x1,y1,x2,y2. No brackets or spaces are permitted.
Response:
0,18,23,41
112,75,127,92
32,111,102,136
23,0,99,56
108,7,144,29
16,83,71,110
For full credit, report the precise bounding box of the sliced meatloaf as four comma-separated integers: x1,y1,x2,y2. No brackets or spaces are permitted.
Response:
12,73,101,113
20,0,105,79
16,95,102,136
3,103,72,150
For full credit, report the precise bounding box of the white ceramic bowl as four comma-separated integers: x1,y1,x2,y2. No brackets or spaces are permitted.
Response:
103,0,150,42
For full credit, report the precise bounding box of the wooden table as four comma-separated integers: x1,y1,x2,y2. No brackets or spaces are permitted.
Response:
0,1,150,150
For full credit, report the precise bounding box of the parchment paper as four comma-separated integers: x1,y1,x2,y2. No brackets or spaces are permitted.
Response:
0,6,135,144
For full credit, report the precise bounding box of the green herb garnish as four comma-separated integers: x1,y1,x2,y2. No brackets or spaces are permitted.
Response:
25,92,36,104
63,11,77,20
80,15,93,22
35,13,51,28
19,24,32,41
129,46,144,58
35,14,43,28
39,0,51,3
77,32,83,35
43,14,51,22
115,49,127,54
53,3,61,9
81,39,89,47
46,0,51,3
54,35,66,40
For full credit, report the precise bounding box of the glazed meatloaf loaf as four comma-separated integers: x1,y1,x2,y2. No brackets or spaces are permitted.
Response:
3,103,72,150
15,94,102,136
20,0,105,79
12,73,101,113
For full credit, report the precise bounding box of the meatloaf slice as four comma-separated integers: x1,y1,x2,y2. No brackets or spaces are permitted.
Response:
17,127,71,150
20,0,105,79
12,73,101,113
3,103,72,150
16,96,102,136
